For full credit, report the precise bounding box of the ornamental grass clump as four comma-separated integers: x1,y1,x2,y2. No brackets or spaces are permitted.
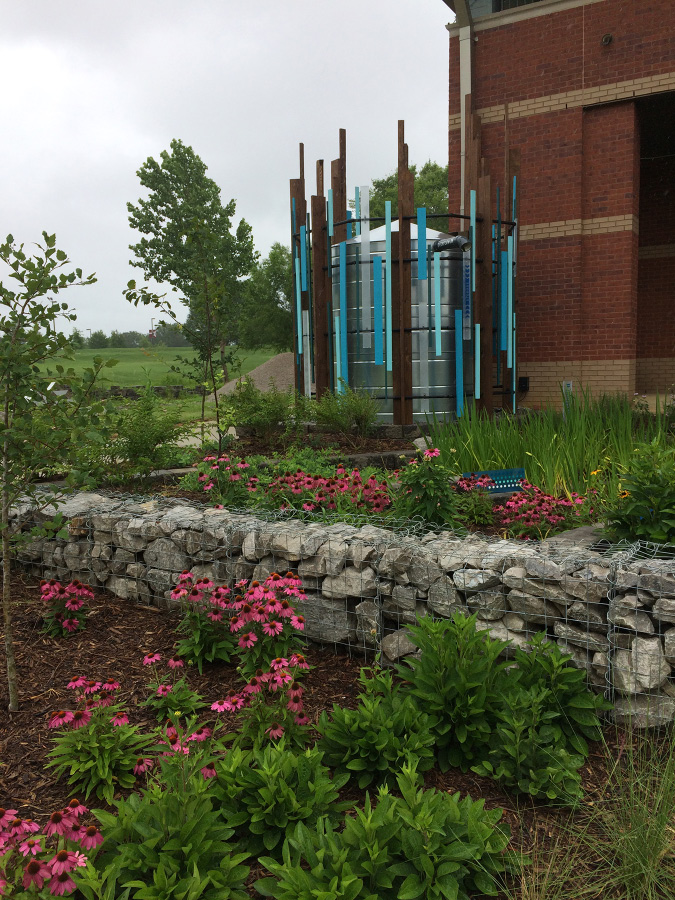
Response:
46,677,154,804
40,579,94,636
0,800,102,897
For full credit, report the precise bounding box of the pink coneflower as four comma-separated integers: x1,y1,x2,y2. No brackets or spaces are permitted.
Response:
49,872,77,895
83,680,102,695
49,849,82,875
70,709,92,730
64,597,84,611
290,615,305,630
18,837,42,857
45,812,69,838
289,653,310,669
270,670,293,690
243,676,263,694
204,482,215,491
64,798,88,818
101,678,120,691
80,826,104,850
287,698,304,713
201,765,217,779
66,821,84,842
94,691,114,708
207,611,223,622
62,618,80,632
238,631,257,649
142,653,161,666
423,447,441,458
269,657,289,671
267,722,284,740
288,682,304,701
262,619,283,637
187,726,211,742
0,808,17,828
221,690,245,711
110,712,129,727
167,656,184,669
178,571,194,583
294,712,310,726
49,710,74,729
22,859,51,890
211,700,228,712
156,684,172,697
133,758,153,775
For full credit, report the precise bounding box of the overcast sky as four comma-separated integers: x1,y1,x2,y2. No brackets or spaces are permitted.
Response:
1,1,454,336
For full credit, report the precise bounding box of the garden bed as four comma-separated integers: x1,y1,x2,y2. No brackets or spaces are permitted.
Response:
2,570,661,900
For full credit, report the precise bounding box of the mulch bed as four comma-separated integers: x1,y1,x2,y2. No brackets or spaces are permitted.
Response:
226,431,416,458
0,568,632,897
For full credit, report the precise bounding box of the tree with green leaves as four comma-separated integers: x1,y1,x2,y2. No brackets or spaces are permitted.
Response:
366,160,449,221
238,242,293,352
70,327,85,349
126,138,256,382
88,328,109,348
0,233,117,710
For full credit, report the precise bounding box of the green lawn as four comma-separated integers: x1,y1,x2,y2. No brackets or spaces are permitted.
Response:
39,347,278,389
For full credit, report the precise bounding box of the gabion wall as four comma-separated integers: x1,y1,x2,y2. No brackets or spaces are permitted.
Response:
11,491,675,727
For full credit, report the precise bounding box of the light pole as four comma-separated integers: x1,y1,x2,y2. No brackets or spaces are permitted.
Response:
151,318,155,341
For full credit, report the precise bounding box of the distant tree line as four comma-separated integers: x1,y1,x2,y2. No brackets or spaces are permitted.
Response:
70,323,191,349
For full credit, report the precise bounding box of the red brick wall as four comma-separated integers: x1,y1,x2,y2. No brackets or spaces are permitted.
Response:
447,0,673,385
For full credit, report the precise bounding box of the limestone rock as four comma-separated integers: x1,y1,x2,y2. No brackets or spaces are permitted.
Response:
452,569,502,594
427,576,464,617
475,619,530,656
407,552,444,590
566,601,608,632
377,547,413,579
503,567,574,605
651,598,675,624
636,572,675,597
467,590,507,621
525,558,564,581
553,621,609,652
508,590,562,625
294,594,352,644
322,566,377,600
355,601,379,647
381,629,417,661
560,575,609,603
502,612,526,632
298,540,348,578
664,628,675,664
607,598,654,633
613,637,671,694
611,694,675,728
269,532,303,562
144,538,189,572
348,542,377,570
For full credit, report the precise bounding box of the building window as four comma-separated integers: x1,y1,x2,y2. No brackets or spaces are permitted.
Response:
468,0,545,15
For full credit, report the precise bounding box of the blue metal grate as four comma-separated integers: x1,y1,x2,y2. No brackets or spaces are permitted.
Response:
462,468,525,494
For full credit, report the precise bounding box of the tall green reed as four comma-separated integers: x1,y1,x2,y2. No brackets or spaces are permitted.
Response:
426,389,670,499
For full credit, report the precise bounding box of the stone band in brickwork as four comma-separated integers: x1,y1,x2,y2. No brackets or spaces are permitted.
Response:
519,215,639,242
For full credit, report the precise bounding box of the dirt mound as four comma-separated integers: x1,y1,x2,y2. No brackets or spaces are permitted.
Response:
218,352,295,396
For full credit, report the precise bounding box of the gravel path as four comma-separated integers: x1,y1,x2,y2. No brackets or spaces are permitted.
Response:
217,351,295,396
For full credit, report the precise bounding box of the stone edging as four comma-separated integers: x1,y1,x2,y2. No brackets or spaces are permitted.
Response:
11,492,675,727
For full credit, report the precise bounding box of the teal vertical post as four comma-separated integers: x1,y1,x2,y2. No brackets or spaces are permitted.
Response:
334,314,342,387
346,211,353,240
474,324,481,400
500,251,508,353
339,241,348,388
294,254,302,355
354,187,361,237
507,235,514,369
512,312,517,413
433,251,442,357
455,309,464,418
385,200,393,373
417,208,427,280
373,255,384,366
300,225,307,292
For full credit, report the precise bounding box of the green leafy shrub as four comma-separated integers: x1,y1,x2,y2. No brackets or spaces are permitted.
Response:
212,743,349,859
316,668,436,788
46,701,154,803
110,386,194,476
313,381,380,436
141,674,207,722
174,603,238,673
398,613,510,771
88,772,249,900
512,632,611,757
227,377,295,442
471,686,584,801
392,448,458,526
606,439,675,543
257,763,515,900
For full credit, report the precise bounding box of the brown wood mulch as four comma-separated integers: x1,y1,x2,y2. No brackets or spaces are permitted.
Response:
0,569,639,898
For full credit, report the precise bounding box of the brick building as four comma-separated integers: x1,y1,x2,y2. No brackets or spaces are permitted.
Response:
444,0,675,406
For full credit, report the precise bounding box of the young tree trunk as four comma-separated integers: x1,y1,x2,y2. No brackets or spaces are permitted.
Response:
2,440,19,712
220,339,229,385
